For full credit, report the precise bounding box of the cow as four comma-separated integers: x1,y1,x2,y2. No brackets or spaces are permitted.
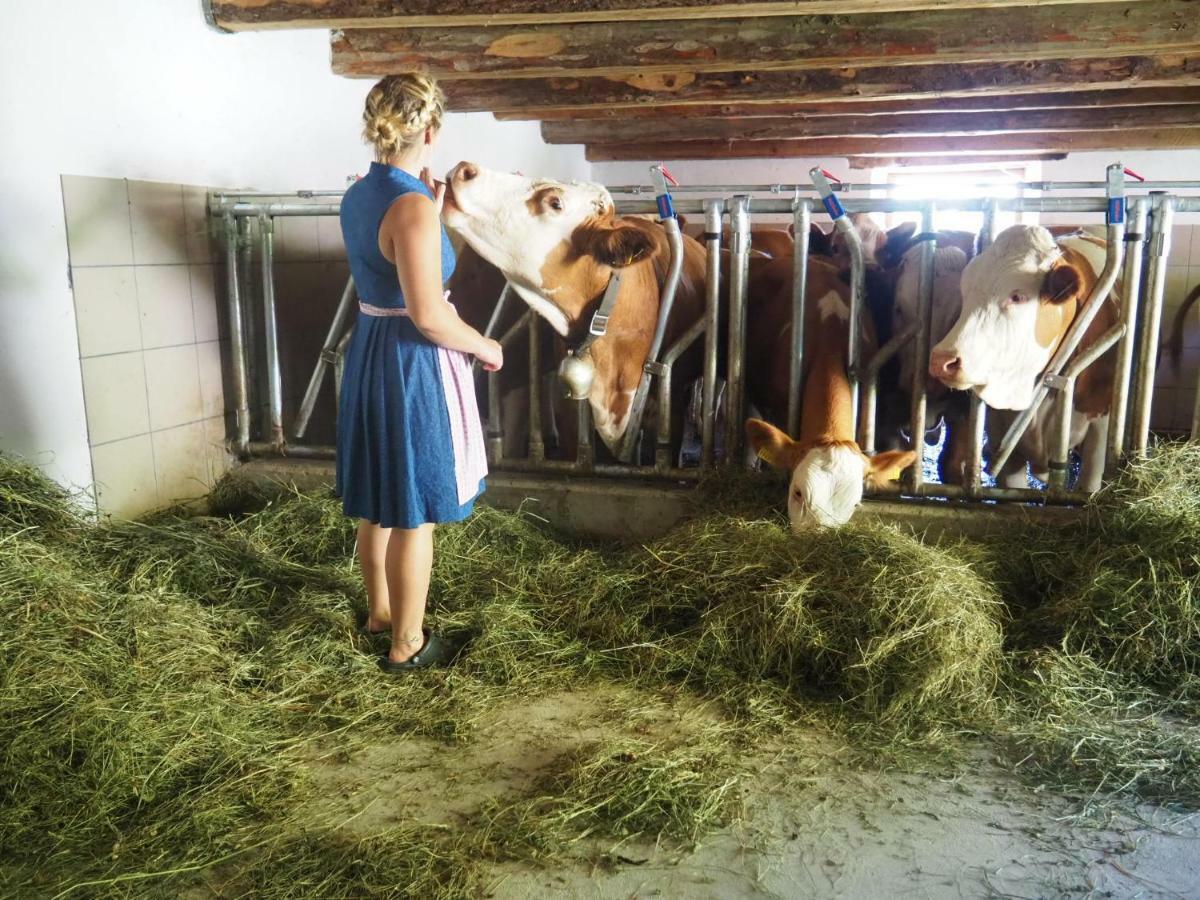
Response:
928,225,1118,492
441,162,707,457
743,254,916,530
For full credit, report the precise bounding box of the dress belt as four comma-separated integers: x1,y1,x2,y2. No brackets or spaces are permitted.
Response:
358,302,409,317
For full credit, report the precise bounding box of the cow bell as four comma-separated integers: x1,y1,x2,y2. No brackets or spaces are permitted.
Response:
558,349,596,400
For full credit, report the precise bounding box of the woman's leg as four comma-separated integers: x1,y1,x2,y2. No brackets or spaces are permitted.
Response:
357,520,392,632
385,523,435,663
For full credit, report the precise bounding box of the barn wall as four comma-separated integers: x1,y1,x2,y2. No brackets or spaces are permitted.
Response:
0,0,589,510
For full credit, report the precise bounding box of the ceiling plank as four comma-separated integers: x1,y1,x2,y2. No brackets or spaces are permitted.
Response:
331,2,1200,81
584,128,1200,160
846,152,1067,167
544,104,1200,144
207,0,1151,31
497,87,1200,121
437,55,1200,113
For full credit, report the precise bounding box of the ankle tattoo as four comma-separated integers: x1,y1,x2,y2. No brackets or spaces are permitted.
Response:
396,633,423,645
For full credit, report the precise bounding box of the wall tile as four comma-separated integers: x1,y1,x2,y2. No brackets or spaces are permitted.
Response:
91,434,158,517
80,352,150,445
183,184,214,264
72,266,141,357
152,421,211,505
136,264,195,348
1189,226,1200,270
1178,389,1198,435
197,340,225,419
129,180,188,265
274,215,321,262
145,344,203,431
190,264,219,342
317,215,346,261
61,175,133,267
1169,225,1192,268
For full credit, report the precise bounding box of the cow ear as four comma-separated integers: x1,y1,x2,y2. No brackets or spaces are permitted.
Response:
576,220,657,268
879,222,918,269
746,418,803,470
800,222,833,256
864,449,917,487
1041,261,1084,305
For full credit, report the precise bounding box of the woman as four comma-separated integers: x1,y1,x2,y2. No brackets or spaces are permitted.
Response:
337,74,503,672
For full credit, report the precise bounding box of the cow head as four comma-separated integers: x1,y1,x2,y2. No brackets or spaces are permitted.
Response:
928,225,1088,411
441,162,655,336
894,244,968,397
746,420,915,530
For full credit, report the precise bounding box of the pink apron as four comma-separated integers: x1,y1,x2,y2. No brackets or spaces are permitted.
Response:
358,295,488,504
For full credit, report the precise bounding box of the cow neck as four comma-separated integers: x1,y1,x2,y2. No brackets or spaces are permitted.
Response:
1057,243,1117,417
798,337,857,452
565,269,622,349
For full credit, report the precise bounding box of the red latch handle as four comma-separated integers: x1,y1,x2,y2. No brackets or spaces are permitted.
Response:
1123,167,1146,182
660,164,680,187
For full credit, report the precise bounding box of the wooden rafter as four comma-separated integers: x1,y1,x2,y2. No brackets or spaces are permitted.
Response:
497,87,1200,121
544,104,1200,144
331,2,1200,81
207,0,1152,31
437,56,1200,113
584,127,1200,160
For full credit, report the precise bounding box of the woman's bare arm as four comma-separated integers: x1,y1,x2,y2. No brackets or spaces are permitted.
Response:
379,192,502,370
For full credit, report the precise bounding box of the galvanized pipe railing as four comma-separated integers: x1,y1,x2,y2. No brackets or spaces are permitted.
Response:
294,277,356,439
222,213,251,458
527,313,544,464
1106,198,1149,473
700,198,724,469
258,214,284,450
655,319,708,472
906,205,937,496
601,180,1200,196
724,195,752,464
616,165,686,464
487,310,532,466
1130,194,1176,456
989,164,1128,478
788,199,812,439
966,199,1001,496
861,321,919,456
809,167,866,433
1045,323,1126,492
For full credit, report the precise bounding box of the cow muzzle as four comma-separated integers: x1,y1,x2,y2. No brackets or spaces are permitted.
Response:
558,350,596,401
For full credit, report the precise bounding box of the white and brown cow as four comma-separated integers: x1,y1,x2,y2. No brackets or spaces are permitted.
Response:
744,255,916,530
442,162,707,455
929,225,1118,491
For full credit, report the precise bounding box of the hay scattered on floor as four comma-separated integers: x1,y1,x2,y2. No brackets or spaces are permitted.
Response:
2,443,1200,896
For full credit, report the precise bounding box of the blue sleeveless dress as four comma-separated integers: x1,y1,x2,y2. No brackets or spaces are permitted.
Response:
336,162,483,528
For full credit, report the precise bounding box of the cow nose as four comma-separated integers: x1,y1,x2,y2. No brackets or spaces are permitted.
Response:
928,350,962,379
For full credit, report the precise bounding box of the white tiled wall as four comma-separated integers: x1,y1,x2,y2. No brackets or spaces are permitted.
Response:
62,174,232,518
1157,224,1200,436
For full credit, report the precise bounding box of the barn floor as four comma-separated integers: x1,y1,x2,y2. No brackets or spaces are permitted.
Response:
300,687,1200,899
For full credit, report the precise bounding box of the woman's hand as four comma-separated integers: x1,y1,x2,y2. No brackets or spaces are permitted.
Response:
475,338,504,372
420,167,446,214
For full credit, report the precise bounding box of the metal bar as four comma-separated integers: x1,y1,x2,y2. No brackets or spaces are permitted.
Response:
907,204,937,495
1131,194,1175,455
293,276,356,439
527,312,544,463
965,197,1000,495
576,401,595,473
866,481,1084,505
990,165,1128,476
1106,198,1148,472
602,180,1200,196
258,215,285,450
616,166,687,464
487,368,503,466
860,321,919,455
1047,324,1125,491
655,318,707,472
788,200,812,439
237,216,259,440
481,283,512,341
222,213,251,458
1192,365,1200,439
701,198,724,468
724,195,752,464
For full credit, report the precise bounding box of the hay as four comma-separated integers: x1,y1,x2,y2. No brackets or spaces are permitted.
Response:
3,446,1200,896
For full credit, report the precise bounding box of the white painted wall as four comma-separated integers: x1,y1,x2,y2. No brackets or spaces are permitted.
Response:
0,0,589,492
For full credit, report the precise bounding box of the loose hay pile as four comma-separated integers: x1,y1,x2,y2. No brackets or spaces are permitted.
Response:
2,444,1199,897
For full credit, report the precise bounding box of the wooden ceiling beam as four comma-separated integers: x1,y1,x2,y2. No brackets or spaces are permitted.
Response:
331,2,1199,81
497,87,1200,121
438,55,1200,113
206,0,1150,31
544,104,1200,144
584,127,1200,160
846,153,1067,168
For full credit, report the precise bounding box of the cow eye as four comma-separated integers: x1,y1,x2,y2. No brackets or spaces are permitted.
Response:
548,195,563,212
1009,292,1028,304
791,487,804,505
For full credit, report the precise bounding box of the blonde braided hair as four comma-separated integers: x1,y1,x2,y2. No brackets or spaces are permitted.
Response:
362,73,445,161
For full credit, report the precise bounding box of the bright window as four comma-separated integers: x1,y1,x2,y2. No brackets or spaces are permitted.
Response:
869,161,1042,235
